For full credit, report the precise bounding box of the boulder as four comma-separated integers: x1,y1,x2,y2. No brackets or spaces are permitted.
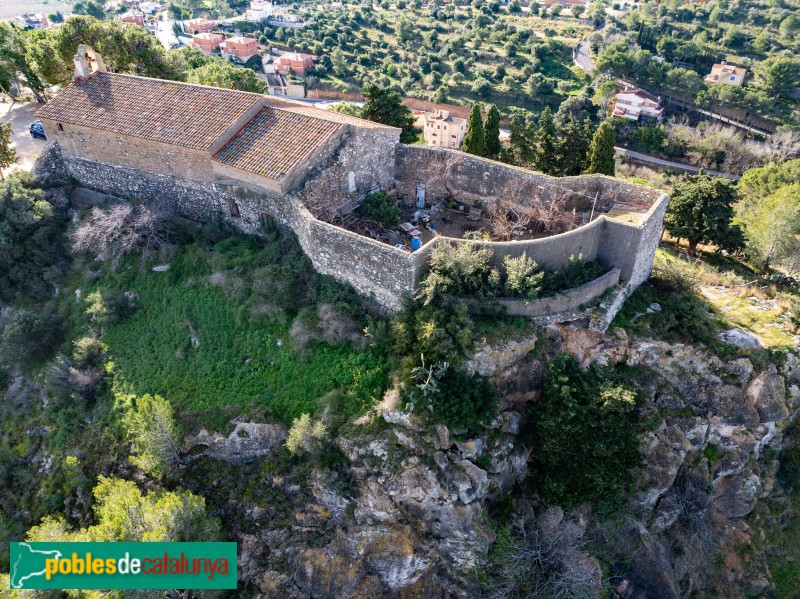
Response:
747,367,788,423
713,473,763,518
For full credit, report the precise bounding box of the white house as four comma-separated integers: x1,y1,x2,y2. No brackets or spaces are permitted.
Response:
245,1,274,22
612,88,664,120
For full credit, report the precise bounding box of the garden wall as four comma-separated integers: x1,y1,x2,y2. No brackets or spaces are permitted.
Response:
465,268,621,322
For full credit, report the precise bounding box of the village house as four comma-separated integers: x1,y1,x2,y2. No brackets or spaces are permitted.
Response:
245,1,274,22
274,52,315,75
220,36,259,63
542,0,586,6
187,18,216,34
705,62,747,86
139,2,162,14
192,33,225,53
118,11,145,26
415,109,467,149
18,13,49,29
612,88,664,120
266,72,306,98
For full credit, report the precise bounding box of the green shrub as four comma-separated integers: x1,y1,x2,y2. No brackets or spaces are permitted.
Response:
431,369,498,432
527,352,641,510
0,311,64,368
72,336,104,370
503,253,544,298
84,289,135,325
417,242,499,305
359,191,403,227
391,300,475,367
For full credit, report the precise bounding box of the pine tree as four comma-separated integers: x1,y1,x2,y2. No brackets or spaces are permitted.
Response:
585,120,617,176
0,123,18,180
483,104,502,159
360,82,419,143
532,107,557,174
462,103,487,157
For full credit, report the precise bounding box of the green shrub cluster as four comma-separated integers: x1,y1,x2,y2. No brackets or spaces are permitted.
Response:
359,191,403,227
526,352,642,511
0,172,68,302
417,243,607,304
430,368,498,432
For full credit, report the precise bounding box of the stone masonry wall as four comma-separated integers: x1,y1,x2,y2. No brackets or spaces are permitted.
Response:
58,152,417,311
49,122,215,184
44,133,668,325
395,146,664,213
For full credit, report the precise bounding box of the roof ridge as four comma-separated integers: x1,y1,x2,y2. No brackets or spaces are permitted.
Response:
91,71,266,99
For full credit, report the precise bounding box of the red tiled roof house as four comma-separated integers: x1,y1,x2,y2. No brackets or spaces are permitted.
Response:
192,33,225,53
187,18,216,34
274,52,315,75
220,37,259,63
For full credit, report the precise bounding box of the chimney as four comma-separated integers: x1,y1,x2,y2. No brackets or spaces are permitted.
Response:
231,82,237,90
73,51,90,80
211,82,219,87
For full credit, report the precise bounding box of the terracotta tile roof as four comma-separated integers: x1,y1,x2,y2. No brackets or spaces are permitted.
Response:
280,105,400,130
36,72,262,150
213,107,343,180
617,88,661,103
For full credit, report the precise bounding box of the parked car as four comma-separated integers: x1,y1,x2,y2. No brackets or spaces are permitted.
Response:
29,120,46,140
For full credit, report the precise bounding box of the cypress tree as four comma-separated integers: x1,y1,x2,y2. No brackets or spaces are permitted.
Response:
461,103,487,157
532,107,557,175
585,120,617,176
556,117,595,176
483,104,502,159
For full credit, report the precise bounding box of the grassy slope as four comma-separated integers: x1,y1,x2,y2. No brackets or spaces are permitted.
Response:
63,230,389,429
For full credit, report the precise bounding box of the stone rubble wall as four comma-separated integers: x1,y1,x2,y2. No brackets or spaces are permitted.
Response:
483,267,621,319
42,136,668,324
394,145,665,212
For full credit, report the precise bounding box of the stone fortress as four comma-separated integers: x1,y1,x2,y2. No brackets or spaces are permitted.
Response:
36,46,669,327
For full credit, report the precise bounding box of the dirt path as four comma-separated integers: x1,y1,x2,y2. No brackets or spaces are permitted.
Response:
0,100,47,176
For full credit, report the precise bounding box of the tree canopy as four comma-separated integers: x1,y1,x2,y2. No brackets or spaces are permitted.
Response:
585,120,616,176
0,173,67,301
484,104,502,159
664,174,743,255
360,82,419,143
462,103,488,157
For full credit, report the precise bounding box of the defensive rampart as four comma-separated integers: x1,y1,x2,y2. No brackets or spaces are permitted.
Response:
38,139,668,325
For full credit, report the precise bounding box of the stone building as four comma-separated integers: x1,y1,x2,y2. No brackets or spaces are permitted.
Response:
415,109,467,149
36,46,668,326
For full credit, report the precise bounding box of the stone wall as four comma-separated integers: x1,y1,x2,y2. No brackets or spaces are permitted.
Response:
48,121,215,184
485,267,620,319
56,151,417,311
395,146,664,213
41,131,668,326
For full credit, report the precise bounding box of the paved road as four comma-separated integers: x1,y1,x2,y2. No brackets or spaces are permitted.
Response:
155,18,180,50
0,101,47,177
573,40,594,74
616,147,741,180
